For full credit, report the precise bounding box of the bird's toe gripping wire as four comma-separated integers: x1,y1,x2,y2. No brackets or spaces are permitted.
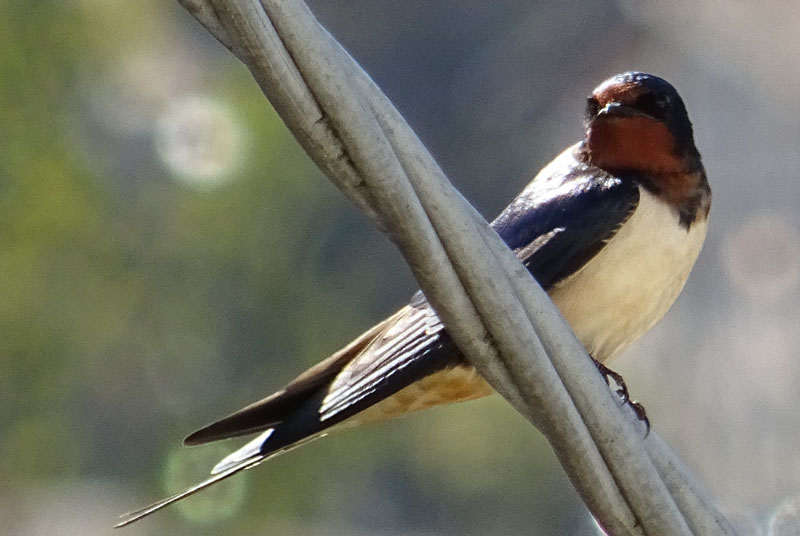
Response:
593,358,650,433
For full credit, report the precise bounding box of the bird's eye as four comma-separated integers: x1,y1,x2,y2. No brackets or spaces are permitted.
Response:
655,94,671,109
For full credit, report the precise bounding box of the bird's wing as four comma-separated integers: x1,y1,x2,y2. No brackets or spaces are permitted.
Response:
493,167,641,288
184,164,640,450
187,301,460,449
183,308,416,445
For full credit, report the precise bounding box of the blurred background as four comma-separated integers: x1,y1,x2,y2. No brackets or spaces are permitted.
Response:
2,1,800,535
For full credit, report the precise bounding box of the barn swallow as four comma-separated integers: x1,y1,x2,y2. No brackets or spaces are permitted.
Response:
116,71,710,526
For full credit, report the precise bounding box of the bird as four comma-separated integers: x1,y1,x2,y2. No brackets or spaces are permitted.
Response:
116,71,710,527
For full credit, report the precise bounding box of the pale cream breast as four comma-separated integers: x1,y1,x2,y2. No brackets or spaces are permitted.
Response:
548,187,708,361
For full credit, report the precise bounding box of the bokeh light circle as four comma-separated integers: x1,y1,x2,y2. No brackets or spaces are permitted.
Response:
154,95,246,190
724,212,800,303
162,443,249,525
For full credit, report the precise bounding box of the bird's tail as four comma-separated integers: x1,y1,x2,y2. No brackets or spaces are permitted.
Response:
115,304,458,528
114,427,332,528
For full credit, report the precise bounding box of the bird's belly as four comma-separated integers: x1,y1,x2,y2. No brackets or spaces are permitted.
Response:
549,188,707,361
345,365,493,426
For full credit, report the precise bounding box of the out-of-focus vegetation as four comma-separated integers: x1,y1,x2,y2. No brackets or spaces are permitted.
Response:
2,1,800,535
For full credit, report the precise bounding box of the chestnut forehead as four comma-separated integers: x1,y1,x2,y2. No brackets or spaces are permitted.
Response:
591,81,649,107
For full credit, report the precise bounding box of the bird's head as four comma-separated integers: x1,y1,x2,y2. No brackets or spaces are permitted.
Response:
582,72,702,175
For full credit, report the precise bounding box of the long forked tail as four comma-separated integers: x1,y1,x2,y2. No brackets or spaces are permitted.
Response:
112,318,396,528
114,454,264,528
116,303,460,527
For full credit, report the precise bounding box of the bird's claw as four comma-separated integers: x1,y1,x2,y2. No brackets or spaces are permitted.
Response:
593,358,650,434
628,399,650,434
594,360,630,402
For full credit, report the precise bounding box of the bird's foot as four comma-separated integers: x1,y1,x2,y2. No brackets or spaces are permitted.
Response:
593,358,650,433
